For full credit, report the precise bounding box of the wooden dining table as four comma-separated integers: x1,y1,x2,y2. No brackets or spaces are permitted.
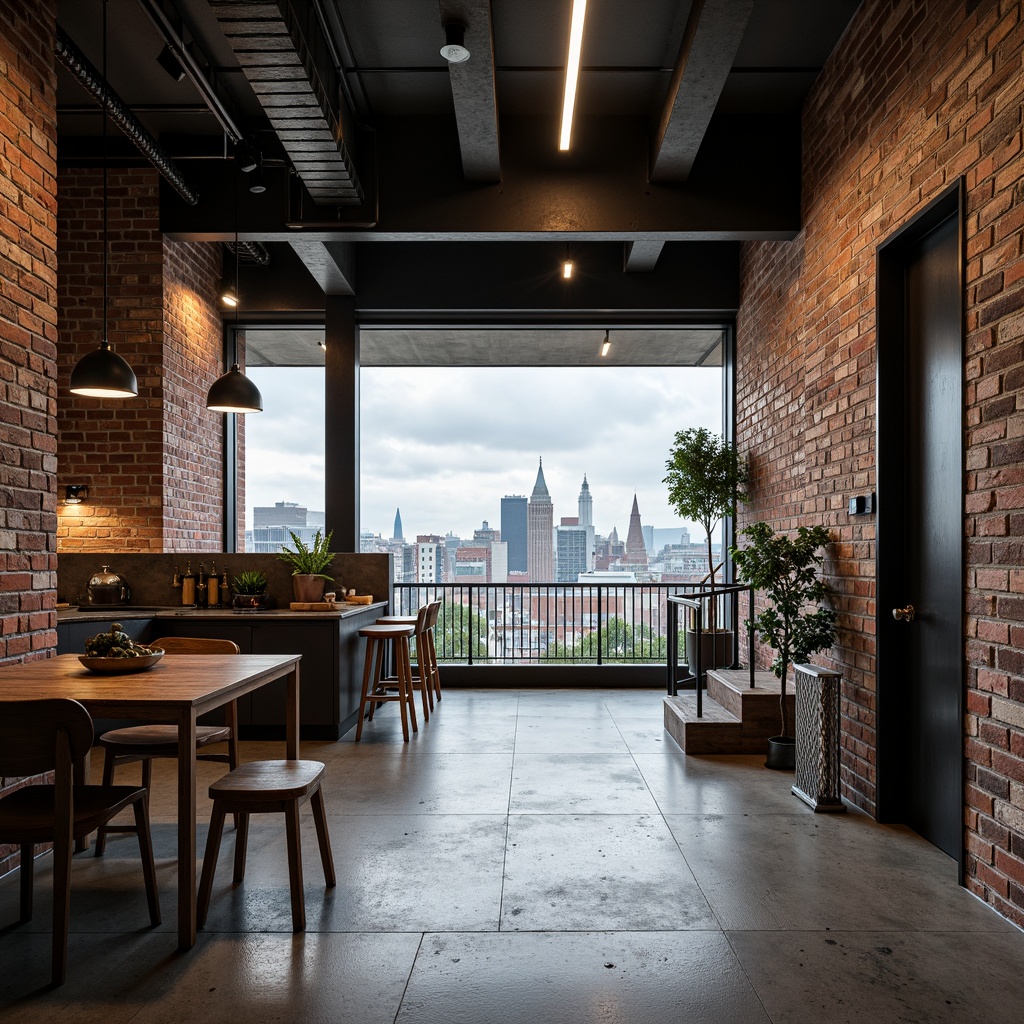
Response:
0,651,301,950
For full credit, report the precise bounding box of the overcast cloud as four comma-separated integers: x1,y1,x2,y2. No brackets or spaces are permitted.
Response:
245,365,722,542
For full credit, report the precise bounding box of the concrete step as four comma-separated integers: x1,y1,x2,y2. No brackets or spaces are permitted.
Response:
664,668,795,755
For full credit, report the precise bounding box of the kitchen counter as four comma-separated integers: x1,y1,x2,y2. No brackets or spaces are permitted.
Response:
56,602,389,739
57,603,386,624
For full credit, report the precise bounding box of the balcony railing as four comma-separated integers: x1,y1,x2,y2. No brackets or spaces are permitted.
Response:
392,581,747,669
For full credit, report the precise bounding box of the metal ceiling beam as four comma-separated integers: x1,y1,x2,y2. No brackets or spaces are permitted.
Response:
439,0,501,182
651,0,755,183
623,240,665,272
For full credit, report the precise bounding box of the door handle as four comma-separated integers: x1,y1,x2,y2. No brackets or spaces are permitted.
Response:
892,605,915,622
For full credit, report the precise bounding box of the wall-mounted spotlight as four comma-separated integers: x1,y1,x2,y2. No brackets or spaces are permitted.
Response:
317,340,326,350
600,330,610,357
440,22,470,63
234,138,259,173
65,484,89,505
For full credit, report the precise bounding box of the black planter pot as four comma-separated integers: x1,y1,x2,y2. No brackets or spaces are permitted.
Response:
765,735,796,771
685,629,734,677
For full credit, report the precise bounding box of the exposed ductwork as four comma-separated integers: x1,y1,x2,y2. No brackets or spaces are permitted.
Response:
211,0,363,206
54,24,199,206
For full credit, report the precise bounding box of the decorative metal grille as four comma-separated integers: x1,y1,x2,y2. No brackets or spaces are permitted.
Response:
792,664,845,812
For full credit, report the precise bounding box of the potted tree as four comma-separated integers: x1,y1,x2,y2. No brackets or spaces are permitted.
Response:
663,427,747,674
278,529,335,603
731,522,837,770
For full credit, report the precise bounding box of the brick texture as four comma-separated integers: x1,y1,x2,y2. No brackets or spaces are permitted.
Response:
56,169,226,555
0,0,58,874
736,0,1024,926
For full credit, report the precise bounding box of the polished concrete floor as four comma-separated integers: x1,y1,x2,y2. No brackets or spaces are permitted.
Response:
2,688,1023,1022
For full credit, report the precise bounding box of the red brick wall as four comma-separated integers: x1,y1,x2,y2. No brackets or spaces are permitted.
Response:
0,0,58,874
736,0,1024,925
56,169,225,553
0,0,58,665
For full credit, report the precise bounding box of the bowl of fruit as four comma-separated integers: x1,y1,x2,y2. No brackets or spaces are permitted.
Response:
79,623,164,674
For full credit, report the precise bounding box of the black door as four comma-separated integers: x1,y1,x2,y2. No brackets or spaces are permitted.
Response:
877,184,963,865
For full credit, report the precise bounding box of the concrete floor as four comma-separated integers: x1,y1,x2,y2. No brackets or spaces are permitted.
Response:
1,688,1023,1022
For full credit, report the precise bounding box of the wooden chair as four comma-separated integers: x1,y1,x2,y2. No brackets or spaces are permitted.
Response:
376,599,443,710
94,636,241,855
355,623,418,741
0,698,161,987
196,759,335,933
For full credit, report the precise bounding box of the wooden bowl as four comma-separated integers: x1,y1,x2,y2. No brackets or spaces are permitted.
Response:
79,651,164,674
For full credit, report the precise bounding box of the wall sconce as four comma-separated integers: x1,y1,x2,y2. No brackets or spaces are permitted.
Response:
65,484,89,505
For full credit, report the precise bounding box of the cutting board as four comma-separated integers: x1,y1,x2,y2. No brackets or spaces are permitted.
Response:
289,602,338,611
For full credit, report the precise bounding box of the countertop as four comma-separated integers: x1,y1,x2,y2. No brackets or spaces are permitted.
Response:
57,603,387,624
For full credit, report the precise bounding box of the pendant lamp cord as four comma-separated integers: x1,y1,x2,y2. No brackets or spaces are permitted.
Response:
102,0,108,343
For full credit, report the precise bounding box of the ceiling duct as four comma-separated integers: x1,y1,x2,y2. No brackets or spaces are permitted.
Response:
225,239,271,266
54,24,198,205
211,0,363,206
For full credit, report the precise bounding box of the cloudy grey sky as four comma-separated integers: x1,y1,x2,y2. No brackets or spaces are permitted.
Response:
245,365,722,542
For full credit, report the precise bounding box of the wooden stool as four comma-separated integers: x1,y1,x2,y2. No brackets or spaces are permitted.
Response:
375,604,434,719
355,624,418,741
196,760,335,933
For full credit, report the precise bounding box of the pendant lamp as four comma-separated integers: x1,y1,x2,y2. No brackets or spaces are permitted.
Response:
206,179,263,414
69,0,138,399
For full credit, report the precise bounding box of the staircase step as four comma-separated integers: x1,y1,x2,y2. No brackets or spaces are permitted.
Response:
664,668,796,755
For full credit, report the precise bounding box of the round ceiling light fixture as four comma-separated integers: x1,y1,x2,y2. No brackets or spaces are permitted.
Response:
440,22,470,63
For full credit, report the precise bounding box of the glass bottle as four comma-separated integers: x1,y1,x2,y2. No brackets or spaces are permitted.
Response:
181,561,195,606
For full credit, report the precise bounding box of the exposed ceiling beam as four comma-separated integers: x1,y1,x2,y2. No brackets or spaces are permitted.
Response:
439,0,501,182
623,240,665,272
651,0,755,183
289,239,355,294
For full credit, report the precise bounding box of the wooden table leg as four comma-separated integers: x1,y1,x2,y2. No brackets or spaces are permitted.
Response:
73,754,89,852
177,710,197,951
286,664,300,760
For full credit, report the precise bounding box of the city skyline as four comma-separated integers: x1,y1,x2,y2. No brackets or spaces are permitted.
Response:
245,365,723,541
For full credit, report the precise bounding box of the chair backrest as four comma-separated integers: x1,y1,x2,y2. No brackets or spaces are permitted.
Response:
425,600,441,630
0,698,94,776
414,604,431,633
151,636,240,655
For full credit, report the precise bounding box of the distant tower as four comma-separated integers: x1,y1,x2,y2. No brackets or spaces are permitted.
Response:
624,494,648,566
501,495,528,573
577,475,595,571
527,458,554,581
393,508,404,542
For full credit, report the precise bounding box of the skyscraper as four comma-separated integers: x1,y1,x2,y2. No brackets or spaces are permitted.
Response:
577,474,595,571
555,518,589,582
393,508,404,542
501,494,528,573
527,458,553,582
624,494,648,567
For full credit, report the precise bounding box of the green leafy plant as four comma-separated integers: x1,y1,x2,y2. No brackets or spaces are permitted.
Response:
664,427,747,631
231,569,268,595
731,522,837,738
277,529,334,580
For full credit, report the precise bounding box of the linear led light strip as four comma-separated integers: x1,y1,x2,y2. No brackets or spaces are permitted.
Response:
559,0,588,151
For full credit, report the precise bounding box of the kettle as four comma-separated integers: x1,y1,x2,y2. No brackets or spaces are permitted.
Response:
87,565,131,605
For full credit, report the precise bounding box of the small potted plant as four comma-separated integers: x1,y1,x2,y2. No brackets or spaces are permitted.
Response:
278,529,335,603
231,569,269,611
731,522,837,770
664,427,747,674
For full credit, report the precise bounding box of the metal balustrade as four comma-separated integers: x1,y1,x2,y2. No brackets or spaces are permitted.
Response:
391,581,749,669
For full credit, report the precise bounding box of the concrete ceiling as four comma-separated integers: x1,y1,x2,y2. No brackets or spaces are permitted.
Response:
245,326,725,367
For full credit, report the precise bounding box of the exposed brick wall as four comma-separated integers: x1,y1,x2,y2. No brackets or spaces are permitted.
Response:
56,169,225,554
0,0,58,873
736,0,1024,925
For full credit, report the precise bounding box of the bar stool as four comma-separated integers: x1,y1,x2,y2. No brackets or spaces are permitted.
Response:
376,600,442,711
355,623,418,741
374,604,433,721
196,759,335,933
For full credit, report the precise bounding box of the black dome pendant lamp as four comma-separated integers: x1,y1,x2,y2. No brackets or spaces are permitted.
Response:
206,170,263,414
69,0,138,399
